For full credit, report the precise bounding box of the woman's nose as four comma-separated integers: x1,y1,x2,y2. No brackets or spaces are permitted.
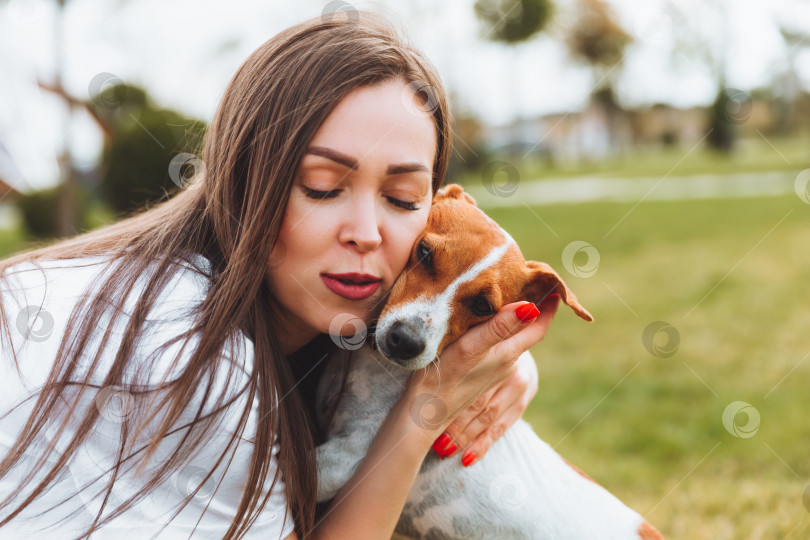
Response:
339,194,382,252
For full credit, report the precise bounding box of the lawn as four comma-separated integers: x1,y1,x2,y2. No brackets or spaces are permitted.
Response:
460,134,810,182
485,193,810,539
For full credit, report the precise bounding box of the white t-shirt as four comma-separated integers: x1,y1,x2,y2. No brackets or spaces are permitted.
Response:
0,254,295,539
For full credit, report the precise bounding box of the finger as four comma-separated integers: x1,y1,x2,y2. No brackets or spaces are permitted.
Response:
457,398,524,467
455,301,543,361
526,293,560,338
490,294,560,364
430,384,500,458
443,372,525,459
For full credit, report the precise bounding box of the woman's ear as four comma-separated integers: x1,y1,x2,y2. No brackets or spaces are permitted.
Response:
519,260,594,322
434,184,477,206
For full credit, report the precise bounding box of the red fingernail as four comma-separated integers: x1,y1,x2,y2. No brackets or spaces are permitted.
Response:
440,443,457,458
549,293,560,299
515,303,540,323
462,451,477,467
432,433,451,454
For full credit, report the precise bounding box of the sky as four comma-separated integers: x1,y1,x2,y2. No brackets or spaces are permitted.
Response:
1,0,810,190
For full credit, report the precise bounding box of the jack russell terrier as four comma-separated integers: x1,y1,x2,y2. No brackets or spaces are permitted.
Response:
315,184,664,539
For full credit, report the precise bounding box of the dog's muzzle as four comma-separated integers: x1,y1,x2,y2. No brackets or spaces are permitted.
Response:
384,321,425,363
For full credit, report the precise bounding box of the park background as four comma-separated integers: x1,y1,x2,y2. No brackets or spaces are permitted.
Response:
1,0,809,538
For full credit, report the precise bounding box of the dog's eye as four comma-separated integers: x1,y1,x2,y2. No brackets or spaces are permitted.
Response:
416,240,432,269
470,296,494,317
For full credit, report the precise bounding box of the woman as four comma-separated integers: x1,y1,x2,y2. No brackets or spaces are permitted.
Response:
0,11,558,540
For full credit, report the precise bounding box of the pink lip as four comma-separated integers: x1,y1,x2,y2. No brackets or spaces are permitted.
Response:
321,273,382,300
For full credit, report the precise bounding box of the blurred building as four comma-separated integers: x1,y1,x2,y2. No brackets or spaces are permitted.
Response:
484,96,787,164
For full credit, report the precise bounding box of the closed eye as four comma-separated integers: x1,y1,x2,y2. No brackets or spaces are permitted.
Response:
387,197,420,211
303,188,420,211
303,187,340,200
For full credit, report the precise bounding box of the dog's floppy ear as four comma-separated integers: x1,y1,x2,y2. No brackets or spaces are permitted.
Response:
435,183,477,206
520,260,594,322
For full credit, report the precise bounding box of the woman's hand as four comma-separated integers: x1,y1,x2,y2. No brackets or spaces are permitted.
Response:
431,348,539,466
403,294,560,459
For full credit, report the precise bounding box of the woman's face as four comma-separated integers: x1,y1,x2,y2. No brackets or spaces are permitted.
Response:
267,77,437,354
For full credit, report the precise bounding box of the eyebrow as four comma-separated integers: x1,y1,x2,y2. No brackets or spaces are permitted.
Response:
306,146,431,175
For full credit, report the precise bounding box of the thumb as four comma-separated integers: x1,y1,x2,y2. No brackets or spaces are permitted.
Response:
460,301,540,358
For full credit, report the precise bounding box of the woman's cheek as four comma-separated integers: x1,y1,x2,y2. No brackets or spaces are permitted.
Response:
391,212,428,274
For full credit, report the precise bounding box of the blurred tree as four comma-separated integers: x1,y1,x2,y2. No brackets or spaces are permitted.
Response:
446,108,491,185
94,83,207,215
664,0,741,153
706,88,743,153
562,0,633,156
474,0,553,44
17,183,92,240
53,0,76,237
473,0,554,154
38,80,207,216
564,0,631,67
773,26,810,135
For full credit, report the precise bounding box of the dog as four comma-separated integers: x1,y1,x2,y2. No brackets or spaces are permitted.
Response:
314,184,664,539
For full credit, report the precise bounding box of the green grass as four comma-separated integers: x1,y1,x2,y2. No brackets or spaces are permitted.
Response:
460,134,810,182
486,194,810,539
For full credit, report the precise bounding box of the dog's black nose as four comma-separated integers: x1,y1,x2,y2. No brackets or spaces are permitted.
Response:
386,321,425,361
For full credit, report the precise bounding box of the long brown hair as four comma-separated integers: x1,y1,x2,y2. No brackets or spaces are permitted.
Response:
0,10,451,540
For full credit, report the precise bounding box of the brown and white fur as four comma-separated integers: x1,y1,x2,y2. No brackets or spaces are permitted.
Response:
315,184,664,539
